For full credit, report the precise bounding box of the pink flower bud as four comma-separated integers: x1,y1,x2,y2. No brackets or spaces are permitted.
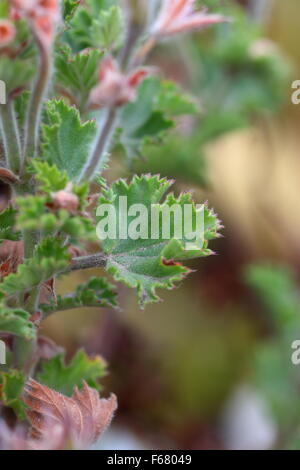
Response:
51,190,79,213
89,57,149,108
152,0,230,38
11,0,60,48
0,20,16,47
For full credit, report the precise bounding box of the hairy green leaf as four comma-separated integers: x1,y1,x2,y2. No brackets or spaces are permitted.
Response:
0,57,34,94
0,208,21,243
55,46,103,110
0,239,70,296
42,100,97,181
40,277,118,315
91,5,124,51
98,175,221,306
0,307,36,340
32,160,69,193
0,370,26,419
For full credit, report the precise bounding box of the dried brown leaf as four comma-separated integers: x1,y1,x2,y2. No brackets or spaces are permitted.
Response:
23,379,117,447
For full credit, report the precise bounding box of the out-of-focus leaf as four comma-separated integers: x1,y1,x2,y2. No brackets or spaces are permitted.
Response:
0,238,70,296
0,370,26,420
40,277,118,315
55,47,103,110
37,349,107,396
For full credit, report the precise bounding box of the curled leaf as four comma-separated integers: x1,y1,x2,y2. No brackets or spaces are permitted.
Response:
23,379,117,447
0,168,20,185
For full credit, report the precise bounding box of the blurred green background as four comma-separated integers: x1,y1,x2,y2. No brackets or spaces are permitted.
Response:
44,0,300,450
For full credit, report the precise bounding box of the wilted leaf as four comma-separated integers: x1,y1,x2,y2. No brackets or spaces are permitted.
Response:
23,379,117,446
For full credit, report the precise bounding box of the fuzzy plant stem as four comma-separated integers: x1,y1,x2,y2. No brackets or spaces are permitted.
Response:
80,2,153,182
80,107,118,182
0,99,22,174
12,42,51,373
23,42,50,167
70,252,107,271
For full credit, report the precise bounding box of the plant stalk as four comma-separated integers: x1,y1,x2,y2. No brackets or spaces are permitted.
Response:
0,99,22,174
80,107,118,182
23,42,51,167
70,252,107,272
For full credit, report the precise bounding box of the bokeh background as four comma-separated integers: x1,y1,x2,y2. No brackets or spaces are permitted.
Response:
44,0,300,450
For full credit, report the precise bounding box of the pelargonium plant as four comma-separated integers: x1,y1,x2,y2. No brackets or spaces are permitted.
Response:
0,0,226,450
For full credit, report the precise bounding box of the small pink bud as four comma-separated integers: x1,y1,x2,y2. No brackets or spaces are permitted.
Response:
51,190,79,213
89,57,149,108
11,0,60,48
152,0,229,38
0,20,16,47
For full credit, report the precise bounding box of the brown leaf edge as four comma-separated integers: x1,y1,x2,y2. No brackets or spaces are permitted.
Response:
23,379,117,448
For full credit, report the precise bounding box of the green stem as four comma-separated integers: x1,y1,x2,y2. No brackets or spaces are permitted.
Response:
0,99,22,174
80,4,153,183
70,252,107,271
80,107,118,182
13,336,37,376
23,43,50,167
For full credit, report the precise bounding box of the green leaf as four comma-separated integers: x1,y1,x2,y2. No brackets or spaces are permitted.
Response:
119,77,198,162
37,349,107,396
31,160,69,193
133,131,207,187
66,8,94,51
63,0,80,21
55,46,103,110
91,5,124,51
0,207,21,243
16,175,96,242
32,161,89,209
40,277,118,314
119,78,173,161
0,1,9,18
0,370,26,419
0,307,36,340
98,175,221,307
65,0,121,52
156,80,199,117
245,265,300,326
245,264,300,431
42,100,97,181
0,57,34,94
0,238,70,296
